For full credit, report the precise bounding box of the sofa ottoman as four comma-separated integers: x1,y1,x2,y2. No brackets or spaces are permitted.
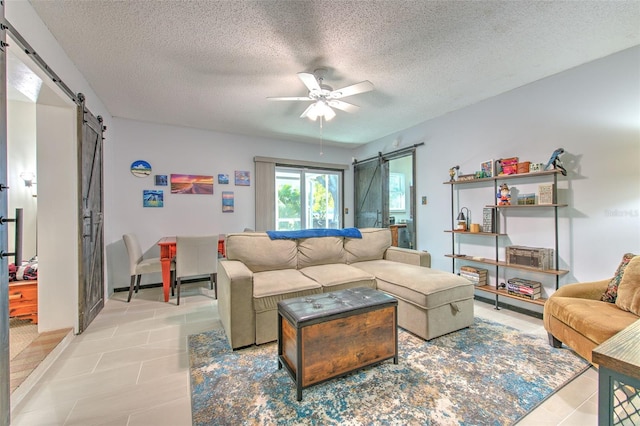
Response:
352,260,474,340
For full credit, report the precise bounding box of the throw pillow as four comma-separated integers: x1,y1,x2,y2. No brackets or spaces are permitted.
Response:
615,255,640,316
601,253,636,303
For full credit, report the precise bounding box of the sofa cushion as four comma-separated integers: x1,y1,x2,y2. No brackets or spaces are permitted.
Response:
546,295,639,345
615,255,640,315
225,232,297,273
297,236,347,269
299,264,376,291
352,260,473,309
252,269,322,313
601,253,636,303
344,228,391,264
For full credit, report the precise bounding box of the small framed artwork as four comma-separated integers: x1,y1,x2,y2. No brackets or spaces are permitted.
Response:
131,160,152,177
235,171,250,186
155,175,168,186
480,159,494,178
143,190,163,207
218,174,229,184
222,191,234,212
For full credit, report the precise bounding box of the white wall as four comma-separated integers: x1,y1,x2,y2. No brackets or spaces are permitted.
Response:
36,104,79,332
356,46,640,310
7,100,37,260
106,118,355,292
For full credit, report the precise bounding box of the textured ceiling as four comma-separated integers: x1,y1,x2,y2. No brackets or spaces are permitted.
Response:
26,0,640,146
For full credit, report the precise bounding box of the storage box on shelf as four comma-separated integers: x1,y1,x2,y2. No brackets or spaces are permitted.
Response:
444,169,568,309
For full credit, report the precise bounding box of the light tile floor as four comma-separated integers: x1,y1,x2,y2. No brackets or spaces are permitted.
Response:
10,283,598,425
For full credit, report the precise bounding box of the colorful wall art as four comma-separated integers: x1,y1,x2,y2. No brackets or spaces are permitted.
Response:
235,171,250,186
218,174,229,184
222,191,234,212
155,175,168,186
131,160,152,177
170,174,214,194
143,190,164,207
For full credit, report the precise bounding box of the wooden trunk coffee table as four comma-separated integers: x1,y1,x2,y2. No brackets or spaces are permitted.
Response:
277,287,398,401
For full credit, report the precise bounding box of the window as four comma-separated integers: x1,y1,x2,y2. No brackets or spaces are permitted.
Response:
276,167,342,230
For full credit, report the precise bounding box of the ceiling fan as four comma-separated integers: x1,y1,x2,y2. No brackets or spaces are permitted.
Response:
267,68,374,121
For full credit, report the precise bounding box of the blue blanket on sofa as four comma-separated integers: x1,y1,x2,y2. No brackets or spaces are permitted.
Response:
266,228,362,240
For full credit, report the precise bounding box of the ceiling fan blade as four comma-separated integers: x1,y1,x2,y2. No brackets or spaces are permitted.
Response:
297,72,321,92
329,80,374,99
328,100,360,113
267,96,313,101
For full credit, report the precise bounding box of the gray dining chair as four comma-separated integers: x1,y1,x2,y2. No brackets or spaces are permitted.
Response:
175,235,218,305
123,233,174,302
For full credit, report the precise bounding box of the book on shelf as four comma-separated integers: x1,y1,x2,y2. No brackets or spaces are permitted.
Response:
507,289,542,300
460,266,488,285
506,282,541,298
507,277,541,289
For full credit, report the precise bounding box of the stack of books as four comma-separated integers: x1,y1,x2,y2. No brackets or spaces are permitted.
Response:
460,266,488,286
506,277,542,300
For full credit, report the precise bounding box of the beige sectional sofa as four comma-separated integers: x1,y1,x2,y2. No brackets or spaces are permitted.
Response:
217,228,474,349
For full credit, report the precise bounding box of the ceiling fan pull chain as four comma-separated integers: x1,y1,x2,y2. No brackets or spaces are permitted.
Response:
319,116,324,156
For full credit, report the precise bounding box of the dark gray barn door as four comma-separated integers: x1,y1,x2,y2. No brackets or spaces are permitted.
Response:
354,155,388,228
78,94,104,333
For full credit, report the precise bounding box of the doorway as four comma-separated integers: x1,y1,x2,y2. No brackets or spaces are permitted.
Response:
353,148,417,249
3,35,81,410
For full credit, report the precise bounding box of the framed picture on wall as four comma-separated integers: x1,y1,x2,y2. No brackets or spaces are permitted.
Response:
170,174,214,194
235,171,250,186
155,175,168,186
143,190,163,207
218,174,229,184
222,191,234,212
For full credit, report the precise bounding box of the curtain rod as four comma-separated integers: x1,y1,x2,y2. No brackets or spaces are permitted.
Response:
352,142,424,165
2,18,80,105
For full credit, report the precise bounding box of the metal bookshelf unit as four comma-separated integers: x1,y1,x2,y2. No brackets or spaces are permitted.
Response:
444,169,568,309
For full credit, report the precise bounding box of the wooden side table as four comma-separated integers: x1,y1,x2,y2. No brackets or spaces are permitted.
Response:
592,320,640,426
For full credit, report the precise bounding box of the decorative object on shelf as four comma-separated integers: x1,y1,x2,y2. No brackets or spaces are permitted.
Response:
235,171,251,186
469,223,481,233
222,191,234,212
544,148,567,176
517,193,536,205
170,174,214,195
495,159,503,175
506,246,554,270
449,165,459,182
537,183,554,205
500,157,519,175
154,175,168,186
529,162,545,172
517,162,531,174
458,174,475,181
480,160,494,178
143,190,163,207
218,174,229,184
456,207,470,231
497,183,511,205
130,160,152,177
482,208,495,233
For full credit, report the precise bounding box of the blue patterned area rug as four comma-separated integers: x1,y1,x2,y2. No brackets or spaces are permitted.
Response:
189,318,589,425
